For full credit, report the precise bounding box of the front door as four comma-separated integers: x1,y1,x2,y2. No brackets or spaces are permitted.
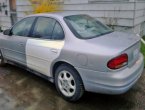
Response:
1,17,36,65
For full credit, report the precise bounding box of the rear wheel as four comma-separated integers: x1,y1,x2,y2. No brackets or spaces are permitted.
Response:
55,64,84,102
0,51,6,66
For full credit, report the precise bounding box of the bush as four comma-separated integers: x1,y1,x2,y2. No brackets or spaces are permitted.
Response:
141,41,145,65
30,0,62,13
142,36,145,41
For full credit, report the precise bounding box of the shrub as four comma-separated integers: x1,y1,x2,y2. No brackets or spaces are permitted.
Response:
30,0,62,13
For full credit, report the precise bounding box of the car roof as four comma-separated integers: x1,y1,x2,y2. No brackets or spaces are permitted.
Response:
27,12,87,18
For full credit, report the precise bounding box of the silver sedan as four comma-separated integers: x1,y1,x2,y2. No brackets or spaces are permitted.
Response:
0,13,144,102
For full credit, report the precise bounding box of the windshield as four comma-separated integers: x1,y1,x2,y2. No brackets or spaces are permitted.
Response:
64,15,113,39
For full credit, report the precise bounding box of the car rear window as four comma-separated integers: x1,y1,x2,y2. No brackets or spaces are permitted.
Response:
64,15,113,39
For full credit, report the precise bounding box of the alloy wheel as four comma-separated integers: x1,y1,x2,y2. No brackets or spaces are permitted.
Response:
58,70,76,97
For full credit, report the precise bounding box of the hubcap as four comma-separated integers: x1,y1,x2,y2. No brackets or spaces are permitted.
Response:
58,70,76,97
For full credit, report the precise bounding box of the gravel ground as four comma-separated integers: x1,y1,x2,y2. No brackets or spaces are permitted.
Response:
0,65,144,110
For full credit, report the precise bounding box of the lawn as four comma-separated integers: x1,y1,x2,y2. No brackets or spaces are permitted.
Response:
141,40,145,64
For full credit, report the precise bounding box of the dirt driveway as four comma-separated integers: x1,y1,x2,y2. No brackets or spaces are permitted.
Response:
0,65,144,110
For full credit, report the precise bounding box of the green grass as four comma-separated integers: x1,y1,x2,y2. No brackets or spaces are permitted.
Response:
141,41,145,64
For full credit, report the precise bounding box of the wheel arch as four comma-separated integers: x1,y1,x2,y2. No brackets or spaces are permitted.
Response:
51,61,75,77
51,60,83,82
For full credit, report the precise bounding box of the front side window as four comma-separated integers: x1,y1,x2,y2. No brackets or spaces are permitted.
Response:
12,17,35,36
32,17,56,39
64,15,113,39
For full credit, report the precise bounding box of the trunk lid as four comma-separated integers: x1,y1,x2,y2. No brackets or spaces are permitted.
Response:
88,31,140,52
87,31,141,69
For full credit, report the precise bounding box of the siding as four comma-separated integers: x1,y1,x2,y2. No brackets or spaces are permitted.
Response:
63,1,135,26
0,0,145,34
16,0,33,21
16,0,136,27
0,0,11,30
134,2,145,25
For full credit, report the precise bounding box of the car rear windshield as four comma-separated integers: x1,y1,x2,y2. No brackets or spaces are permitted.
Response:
64,15,113,39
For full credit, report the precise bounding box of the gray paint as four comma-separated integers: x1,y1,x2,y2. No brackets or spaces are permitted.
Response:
0,13,144,95
0,34,28,65
46,13,143,94
56,31,140,72
75,54,144,94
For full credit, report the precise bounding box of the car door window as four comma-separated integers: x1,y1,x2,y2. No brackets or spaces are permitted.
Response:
32,17,56,39
52,22,64,40
11,17,35,37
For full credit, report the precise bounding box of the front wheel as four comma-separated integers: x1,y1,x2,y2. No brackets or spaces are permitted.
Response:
55,64,84,102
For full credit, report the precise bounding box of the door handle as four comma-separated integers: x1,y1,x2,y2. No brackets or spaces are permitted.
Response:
51,49,58,53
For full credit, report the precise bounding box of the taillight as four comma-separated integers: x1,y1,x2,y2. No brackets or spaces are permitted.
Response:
107,54,128,69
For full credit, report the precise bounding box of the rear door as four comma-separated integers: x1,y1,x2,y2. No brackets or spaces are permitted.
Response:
1,17,36,65
26,17,65,76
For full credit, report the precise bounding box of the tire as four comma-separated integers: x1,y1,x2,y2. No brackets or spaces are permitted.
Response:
0,51,6,66
55,64,84,102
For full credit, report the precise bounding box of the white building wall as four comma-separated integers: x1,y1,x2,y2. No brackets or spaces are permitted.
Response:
0,0,145,35
0,0,11,30
16,0,33,21
63,1,134,26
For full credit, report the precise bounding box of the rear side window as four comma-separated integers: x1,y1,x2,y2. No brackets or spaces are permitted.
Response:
12,17,35,37
52,22,64,40
32,17,56,39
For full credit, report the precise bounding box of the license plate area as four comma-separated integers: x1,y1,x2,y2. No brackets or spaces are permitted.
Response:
127,42,140,68
130,48,140,67
133,49,139,59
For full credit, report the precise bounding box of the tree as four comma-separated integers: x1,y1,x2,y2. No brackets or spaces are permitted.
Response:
30,0,62,13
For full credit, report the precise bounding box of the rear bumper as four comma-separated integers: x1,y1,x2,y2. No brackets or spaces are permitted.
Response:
75,53,144,94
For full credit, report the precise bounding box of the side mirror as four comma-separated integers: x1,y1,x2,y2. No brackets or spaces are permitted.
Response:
0,30,3,32
3,29,11,36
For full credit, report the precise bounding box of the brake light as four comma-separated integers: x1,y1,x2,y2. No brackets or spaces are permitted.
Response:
107,54,128,69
